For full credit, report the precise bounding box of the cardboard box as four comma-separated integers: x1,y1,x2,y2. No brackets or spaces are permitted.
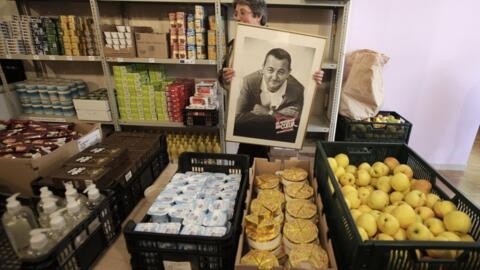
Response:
0,123,102,196
235,158,337,270
135,32,168,58
76,109,112,121
73,98,110,111
101,25,153,58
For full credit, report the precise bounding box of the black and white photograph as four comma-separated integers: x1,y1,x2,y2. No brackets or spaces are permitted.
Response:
226,23,326,149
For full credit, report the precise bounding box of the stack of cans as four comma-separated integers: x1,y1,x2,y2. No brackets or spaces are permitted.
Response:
0,15,28,55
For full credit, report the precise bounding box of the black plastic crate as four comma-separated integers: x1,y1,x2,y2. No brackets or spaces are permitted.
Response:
315,141,480,270
183,108,219,127
1,192,120,270
336,111,412,143
123,152,249,270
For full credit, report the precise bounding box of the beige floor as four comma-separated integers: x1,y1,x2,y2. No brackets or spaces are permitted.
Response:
93,127,480,269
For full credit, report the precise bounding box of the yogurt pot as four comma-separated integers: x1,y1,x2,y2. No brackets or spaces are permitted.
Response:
52,105,63,116
70,87,79,99
61,105,75,116
42,104,53,115
31,104,44,115
48,89,60,105
22,103,33,114
16,88,30,104
77,85,87,97
39,89,50,105
27,89,41,104
58,89,73,106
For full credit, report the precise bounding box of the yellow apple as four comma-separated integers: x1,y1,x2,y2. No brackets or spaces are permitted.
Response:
341,185,358,197
358,205,372,213
443,210,472,234
350,209,363,221
357,186,371,204
426,235,458,259
327,157,338,172
410,179,432,194
393,228,407,240
393,164,414,179
424,217,446,236
404,190,426,208
406,222,434,241
376,176,392,193
369,209,383,221
415,206,435,221
356,169,371,186
345,164,357,174
389,191,404,204
433,200,456,218
383,205,397,214
366,190,389,211
357,226,369,241
438,231,461,241
334,153,349,168
345,194,361,209
391,204,417,229
383,156,400,171
457,233,475,242
334,166,346,179
370,161,390,177
377,212,400,236
390,172,410,192
375,233,394,241
356,213,377,237
358,162,372,171
425,193,441,208
339,172,356,186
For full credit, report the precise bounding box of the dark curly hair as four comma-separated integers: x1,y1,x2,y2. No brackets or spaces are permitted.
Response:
233,0,267,26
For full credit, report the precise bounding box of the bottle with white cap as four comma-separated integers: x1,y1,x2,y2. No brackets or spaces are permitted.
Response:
64,182,88,209
38,198,58,228
64,198,89,227
24,228,55,258
83,183,105,210
37,186,66,215
49,208,72,242
2,193,39,257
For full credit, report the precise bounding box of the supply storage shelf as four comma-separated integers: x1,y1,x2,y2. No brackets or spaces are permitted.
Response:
0,55,102,61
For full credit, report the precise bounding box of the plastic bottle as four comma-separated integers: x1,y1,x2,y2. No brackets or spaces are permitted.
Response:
38,198,58,228
37,186,66,215
48,208,72,242
64,182,88,208
2,193,39,257
83,184,105,210
65,198,90,227
24,229,55,258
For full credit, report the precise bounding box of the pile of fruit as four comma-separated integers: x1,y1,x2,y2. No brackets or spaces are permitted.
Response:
327,153,475,259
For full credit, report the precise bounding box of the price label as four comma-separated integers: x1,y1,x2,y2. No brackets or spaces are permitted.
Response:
48,55,56,60
117,57,124,62
88,56,95,61
33,55,40,60
66,56,73,61
180,59,195,64
5,54,12,59
125,171,132,182
148,58,155,63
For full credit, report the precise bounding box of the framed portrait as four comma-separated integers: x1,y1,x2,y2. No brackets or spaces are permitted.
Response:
225,23,327,149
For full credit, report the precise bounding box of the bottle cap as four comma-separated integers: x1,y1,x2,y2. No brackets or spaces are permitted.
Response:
84,184,100,201
29,229,50,250
65,184,79,198
40,186,53,198
6,193,22,214
67,199,81,214
42,199,58,214
50,215,66,230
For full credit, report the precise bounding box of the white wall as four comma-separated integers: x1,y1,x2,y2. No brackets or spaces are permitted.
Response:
347,0,480,169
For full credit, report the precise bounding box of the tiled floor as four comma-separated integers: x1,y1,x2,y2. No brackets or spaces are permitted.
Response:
440,126,480,207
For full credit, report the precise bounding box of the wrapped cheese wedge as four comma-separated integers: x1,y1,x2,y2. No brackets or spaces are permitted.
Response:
280,167,308,186
287,243,329,269
284,182,314,201
285,199,317,222
283,219,318,253
255,173,281,192
240,249,279,269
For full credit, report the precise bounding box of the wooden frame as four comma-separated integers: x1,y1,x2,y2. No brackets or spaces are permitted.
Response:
226,23,326,149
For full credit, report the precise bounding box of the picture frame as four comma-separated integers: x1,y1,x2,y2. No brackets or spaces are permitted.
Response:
225,23,327,149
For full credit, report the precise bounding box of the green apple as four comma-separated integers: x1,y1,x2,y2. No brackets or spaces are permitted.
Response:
334,153,349,168
366,190,389,211
391,204,416,229
424,217,446,236
339,172,356,186
390,172,410,192
393,164,414,179
377,212,400,236
404,190,426,208
356,169,371,186
406,222,434,241
443,210,472,234
433,200,456,218
356,213,377,237
376,176,392,193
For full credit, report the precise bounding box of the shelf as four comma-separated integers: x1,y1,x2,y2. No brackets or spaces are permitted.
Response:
0,55,101,62
118,119,219,130
321,60,338,69
99,0,216,2
307,114,329,133
18,114,114,124
106,57,217,65
221,0,349,7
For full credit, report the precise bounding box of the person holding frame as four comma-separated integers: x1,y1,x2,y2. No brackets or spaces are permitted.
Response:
219,0,324,165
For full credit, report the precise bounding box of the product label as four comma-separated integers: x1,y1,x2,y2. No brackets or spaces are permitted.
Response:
163,261,191,270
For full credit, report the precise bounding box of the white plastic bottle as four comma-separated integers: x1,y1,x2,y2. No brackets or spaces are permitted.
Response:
64,183,88,208
2,193,39,257
24,229,55,259
65,198,90,227
37,187,66,215
49,208,72,242
83,184,105,210
38,198,58,228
